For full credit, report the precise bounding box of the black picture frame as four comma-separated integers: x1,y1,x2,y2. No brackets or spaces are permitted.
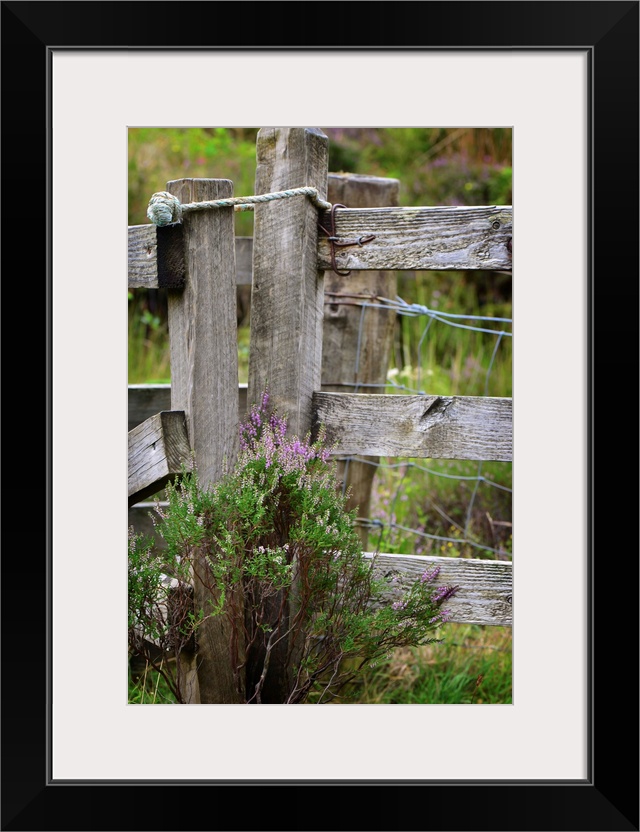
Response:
2,2,638,830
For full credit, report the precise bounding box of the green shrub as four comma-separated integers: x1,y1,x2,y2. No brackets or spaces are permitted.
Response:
128,390,459,704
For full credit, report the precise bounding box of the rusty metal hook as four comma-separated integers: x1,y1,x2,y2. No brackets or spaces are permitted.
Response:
318,203,375,277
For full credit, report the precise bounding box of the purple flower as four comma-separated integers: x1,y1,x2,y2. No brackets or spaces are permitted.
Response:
420,566,440,584
433,585,459,603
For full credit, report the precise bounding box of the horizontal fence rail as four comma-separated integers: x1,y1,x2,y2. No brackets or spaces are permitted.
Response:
128,411,190,506
128,224,186,289
127,386,512,501
128,226,254,289
367,553,512,626
313,391,512,461
317,205,512,272
128,205,512,289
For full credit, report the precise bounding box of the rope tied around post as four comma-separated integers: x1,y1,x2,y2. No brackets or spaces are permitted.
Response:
146,187,333,227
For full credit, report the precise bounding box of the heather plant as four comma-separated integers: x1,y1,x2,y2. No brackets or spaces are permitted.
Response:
128,527,195,702
128,390,458,704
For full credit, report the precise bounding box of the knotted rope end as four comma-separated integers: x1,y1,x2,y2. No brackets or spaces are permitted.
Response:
146,185,332,225
147,191,183,227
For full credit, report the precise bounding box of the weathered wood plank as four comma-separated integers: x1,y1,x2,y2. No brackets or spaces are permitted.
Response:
127,411,190,506
167,179,239,486
234,237,253,285
128,226,253,288
128,225,157,287
128,224,186,289
129,205,512,290
247,127,330,703
128,383,248,432
313,391,512,461
130,206,512,290
365,553,512,626
128,387,512,462
322,173,400,550
317,205,512,272
248,128,329,436
166,177,241,704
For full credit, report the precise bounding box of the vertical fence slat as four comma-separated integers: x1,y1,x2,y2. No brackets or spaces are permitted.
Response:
167,177,241,704
247,128,329,703
248,127,329,436
321,173,400,549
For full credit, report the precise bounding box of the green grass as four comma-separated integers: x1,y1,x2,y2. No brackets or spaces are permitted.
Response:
238,323,251,383
345,624,513,705
129,625,512,705
392,270,512,399
366,456,512,558
128,294,252,385
128,290,171,384
128,657,178,704
363,270,512,560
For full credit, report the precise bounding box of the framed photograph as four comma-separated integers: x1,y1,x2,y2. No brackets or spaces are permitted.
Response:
3,2,637,830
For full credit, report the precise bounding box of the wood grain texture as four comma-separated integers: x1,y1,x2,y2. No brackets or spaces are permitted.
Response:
365,553,512,626
128,224,185,288
322,174,400,549
317,205,512,272
166,179,239,486
248,127,329,436
127,411,190,506
128,383,248,432
128,225,159,288
313,392,512,461
246,128,329,703
156,224,187,288
234,237,253,285
166,178,242,704
128,227,252,288
129,204,512,289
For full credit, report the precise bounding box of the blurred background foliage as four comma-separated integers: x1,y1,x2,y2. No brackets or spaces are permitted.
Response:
129,126,511,228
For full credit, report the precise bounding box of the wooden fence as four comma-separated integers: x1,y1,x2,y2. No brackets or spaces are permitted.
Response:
128,127,513,702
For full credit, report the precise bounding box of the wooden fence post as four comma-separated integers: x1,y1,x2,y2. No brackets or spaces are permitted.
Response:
166,178,242,704
321,173,400,549
248,127,329,436
247,127,329,702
